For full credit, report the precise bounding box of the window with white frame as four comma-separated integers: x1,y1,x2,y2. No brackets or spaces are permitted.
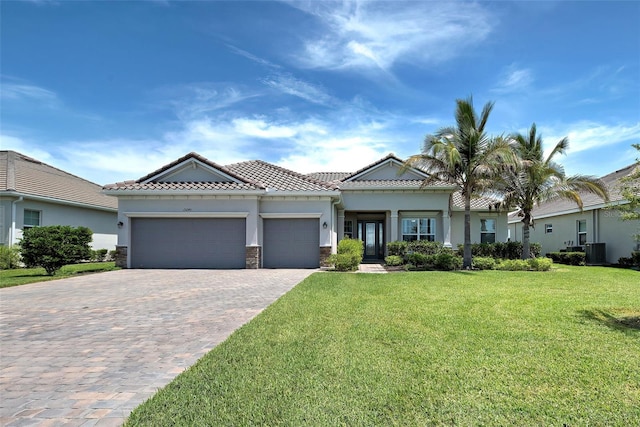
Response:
402,218,436,241
577,220,587,245
344,220,353,238
545,224,553,234
23,209,41,229
480,218,496,243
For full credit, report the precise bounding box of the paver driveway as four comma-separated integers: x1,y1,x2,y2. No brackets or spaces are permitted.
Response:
0,268,315,426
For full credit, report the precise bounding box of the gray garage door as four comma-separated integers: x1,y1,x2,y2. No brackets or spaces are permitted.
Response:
263,218,319,268
130,217,246,269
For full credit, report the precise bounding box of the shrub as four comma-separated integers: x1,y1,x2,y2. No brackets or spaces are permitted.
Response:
472,256,496,270
0,246,21,269
496,259,529,271
527,257,553,271
457,242,541,259
618,257,634,267
91,249,109,262
408,240,444,256
386,241,407,257
329,238,364,271
632,251,640,268
108,250,117,261
384,255,403,266
20,225,93,275
547,251,585,266
434,250,462,271
407,253,432,269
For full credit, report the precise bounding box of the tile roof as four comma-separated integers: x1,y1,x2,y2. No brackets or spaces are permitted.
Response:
103,152,265,192
306,172,351,183
226,160,338,192
514,163,637,219
451,191,502,211
338,180,430,190
0,151,117,210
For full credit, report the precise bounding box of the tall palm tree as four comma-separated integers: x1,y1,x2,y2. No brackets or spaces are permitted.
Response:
404,96,513,268
499,123,609,259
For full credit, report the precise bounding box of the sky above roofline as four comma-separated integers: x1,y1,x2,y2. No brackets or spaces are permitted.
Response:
1,0,638,185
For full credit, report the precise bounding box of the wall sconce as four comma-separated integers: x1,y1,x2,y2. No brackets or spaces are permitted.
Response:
322,222,328,229
117,221,124,228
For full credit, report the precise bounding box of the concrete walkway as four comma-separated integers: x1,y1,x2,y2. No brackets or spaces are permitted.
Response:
358,263,388,273
0,269,314,426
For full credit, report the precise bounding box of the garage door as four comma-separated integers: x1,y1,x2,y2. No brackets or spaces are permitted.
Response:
263,218,319,268
130,217,246,269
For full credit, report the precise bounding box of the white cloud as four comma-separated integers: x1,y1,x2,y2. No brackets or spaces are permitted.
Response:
261,73,336,106
492,66,533,93
538,121,640,156
287,0,493,73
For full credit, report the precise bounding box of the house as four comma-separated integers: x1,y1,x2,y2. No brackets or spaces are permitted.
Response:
0,151,118,250
507,163,639,263
103,152,509,269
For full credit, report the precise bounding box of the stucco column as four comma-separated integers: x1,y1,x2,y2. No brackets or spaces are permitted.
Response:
443,210,452,248
390,210,398,242
337,210,345,241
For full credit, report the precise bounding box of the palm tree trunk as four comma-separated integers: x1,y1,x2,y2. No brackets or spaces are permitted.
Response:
522,221,531,259
463,190,472,268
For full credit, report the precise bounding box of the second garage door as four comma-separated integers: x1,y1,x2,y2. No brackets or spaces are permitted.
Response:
130,217,246,269
263,218,319,268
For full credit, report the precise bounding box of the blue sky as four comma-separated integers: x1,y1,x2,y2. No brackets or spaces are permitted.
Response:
2,0,639,185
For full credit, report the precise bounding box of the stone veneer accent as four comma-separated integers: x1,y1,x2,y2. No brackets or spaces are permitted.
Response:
246,246,261,269
319,246,332,267
114,245,128,268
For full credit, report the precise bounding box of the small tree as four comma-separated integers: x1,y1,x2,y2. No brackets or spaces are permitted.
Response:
616,144,640,239
20,226,93,275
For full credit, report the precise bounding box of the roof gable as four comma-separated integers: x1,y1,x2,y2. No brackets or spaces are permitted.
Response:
344,154,427,182
138,152,250,185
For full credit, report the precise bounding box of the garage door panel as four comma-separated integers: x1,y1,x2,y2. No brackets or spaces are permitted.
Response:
131,218,245,269
263,219,319,268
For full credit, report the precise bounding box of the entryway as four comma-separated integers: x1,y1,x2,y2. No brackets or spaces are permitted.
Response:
358,220,385,261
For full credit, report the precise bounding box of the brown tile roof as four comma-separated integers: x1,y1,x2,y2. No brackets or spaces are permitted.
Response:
515,163,637,219
0,151,117,210
226,160,338,192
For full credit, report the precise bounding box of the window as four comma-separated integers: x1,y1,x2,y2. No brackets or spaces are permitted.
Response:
402,218,436,241
344,220,353,238
23,209,40,229
577,220,587,245
480,218,496,244
545,224,553,234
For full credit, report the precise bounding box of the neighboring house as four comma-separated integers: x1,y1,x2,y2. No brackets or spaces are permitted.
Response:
508,163,639,263
103,152,508,269
0,151,118,250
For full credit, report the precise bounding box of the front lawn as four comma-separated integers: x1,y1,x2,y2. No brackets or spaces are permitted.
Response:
0,262,119,288
126,267,640,426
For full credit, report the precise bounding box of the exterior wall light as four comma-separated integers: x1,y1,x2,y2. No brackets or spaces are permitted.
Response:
322,222,328,229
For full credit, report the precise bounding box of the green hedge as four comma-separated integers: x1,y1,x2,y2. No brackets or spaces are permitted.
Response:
0,246,21,270
546,252,585,266
456,242,541,259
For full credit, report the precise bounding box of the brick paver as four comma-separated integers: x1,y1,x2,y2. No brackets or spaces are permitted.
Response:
0,269,314,426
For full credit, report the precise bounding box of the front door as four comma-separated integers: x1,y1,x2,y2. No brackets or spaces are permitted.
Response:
358,220,384,260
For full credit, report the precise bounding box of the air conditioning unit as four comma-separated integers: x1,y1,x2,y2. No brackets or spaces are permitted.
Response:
585,243,606,265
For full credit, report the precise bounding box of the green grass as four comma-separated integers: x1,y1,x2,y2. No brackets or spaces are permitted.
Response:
0,262,119,288
126,267,640,426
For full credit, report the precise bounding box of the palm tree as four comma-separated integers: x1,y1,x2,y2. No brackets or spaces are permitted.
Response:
499,123,609,259
404,96,513,268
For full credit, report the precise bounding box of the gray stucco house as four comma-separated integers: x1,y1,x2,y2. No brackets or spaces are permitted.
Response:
508,163,639,264
104,152,508,269
0,151,118,250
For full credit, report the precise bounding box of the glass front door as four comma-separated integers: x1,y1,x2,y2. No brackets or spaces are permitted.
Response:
358,220,384,260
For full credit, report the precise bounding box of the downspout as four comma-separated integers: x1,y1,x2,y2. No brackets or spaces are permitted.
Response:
593,209,599,243
331,192,343,253
10,196,24,246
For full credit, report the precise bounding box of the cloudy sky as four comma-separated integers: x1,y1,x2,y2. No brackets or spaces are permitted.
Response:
2,0,639,185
